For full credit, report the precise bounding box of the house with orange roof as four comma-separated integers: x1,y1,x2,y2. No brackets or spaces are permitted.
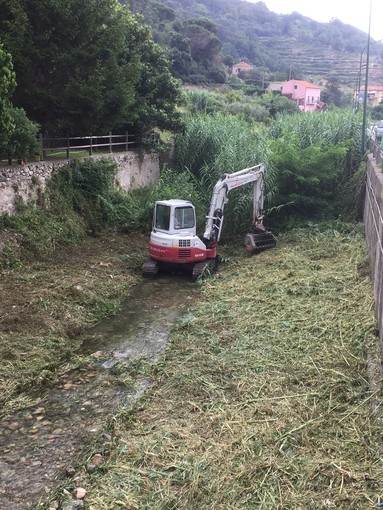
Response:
281,79,324,112
357,85,383,107
232,61,254,75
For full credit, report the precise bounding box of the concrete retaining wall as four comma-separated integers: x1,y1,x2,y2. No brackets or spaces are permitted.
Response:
0,151,160,215
364,154,383,352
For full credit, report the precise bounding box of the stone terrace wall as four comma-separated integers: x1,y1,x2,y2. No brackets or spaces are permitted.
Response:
364,154,383,352
0,151,160,215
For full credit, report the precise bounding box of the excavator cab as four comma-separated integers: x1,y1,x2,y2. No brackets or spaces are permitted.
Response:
153,200,196,234
143,200,212,278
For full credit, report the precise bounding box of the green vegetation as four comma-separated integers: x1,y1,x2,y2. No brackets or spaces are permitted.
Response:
173,112,272,235
79,224,381,510
0,44,38,163
0,159,117,261
128,0,383,86
267,109,364,223
5,107,40,162
183,88,300,122
0,0,183,138
0,44,16,154
1,221,378,509
0,234,146,417
0,158,205,267
0,104,366,270
0,1,380,508
171,109,365,238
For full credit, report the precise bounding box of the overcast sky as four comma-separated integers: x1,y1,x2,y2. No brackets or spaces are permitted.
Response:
246,0,383,42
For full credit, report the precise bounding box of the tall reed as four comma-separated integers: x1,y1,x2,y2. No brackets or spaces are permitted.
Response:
174,113,277,238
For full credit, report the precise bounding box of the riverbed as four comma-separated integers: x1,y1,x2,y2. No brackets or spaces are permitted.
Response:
0,276,198,509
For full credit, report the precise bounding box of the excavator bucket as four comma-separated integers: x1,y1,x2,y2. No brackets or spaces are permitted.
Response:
244,227,276,254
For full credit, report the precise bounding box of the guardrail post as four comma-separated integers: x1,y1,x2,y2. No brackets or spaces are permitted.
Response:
125,131,129,151
109,131,112,153
66,135,70,159
90,135,93,156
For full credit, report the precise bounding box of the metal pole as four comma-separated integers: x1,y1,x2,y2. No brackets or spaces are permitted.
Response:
361,0,372,155
355,53,364,112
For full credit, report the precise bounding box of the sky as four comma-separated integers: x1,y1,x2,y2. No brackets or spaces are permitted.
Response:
247,0,383,42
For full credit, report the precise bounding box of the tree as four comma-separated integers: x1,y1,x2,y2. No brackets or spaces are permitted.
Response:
152,1,176,23
0,42,40,163
120,17,184,137
184,19,222,64
267,110,363,219
259,92,301,117
0,0,182,137
0,44,16,154
371,104,383,120
321,77,343,107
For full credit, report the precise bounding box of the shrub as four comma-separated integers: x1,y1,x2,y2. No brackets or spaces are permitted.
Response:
267,109,364,221
0,158,117,259
184,90,227,115
2,107,40,162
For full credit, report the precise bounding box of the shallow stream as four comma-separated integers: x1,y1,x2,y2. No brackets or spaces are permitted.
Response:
0,276,198,509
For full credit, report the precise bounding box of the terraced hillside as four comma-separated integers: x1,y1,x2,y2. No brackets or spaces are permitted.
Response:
256,36,383,86
128,0,383,87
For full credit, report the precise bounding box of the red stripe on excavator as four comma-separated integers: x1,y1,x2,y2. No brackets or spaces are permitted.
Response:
148,243,203,263
148,242,216,263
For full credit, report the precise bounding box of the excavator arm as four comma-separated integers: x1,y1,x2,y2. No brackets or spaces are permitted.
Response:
203,164,266,243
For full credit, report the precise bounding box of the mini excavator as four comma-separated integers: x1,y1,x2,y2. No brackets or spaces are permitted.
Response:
142,164,276,280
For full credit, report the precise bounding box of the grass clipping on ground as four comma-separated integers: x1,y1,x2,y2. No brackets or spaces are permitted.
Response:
0,234,146,414
87,225,383,510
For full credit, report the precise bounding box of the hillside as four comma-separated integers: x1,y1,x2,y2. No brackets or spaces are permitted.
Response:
126,0,383,86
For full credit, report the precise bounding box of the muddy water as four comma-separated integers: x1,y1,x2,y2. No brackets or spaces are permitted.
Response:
0,277,198,509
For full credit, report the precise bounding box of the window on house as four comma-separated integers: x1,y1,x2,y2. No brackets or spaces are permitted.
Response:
294,85,298,89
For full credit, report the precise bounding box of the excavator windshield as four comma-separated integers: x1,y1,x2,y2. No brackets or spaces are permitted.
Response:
174,206,195,229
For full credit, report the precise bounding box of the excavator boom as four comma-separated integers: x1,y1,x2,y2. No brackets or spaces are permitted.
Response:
202,164,275,252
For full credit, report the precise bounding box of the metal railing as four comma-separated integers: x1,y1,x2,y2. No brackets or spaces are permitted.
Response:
364,157,383,348
38,132,138,161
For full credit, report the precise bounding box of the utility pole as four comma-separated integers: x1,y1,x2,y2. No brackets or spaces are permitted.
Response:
361,0,372,155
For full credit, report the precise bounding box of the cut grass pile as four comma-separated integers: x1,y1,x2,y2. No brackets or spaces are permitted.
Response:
0,234,147,416
83,223,383,509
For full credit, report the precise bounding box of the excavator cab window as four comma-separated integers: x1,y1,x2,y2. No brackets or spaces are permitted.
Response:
174,207,195,229
155,204,171,230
